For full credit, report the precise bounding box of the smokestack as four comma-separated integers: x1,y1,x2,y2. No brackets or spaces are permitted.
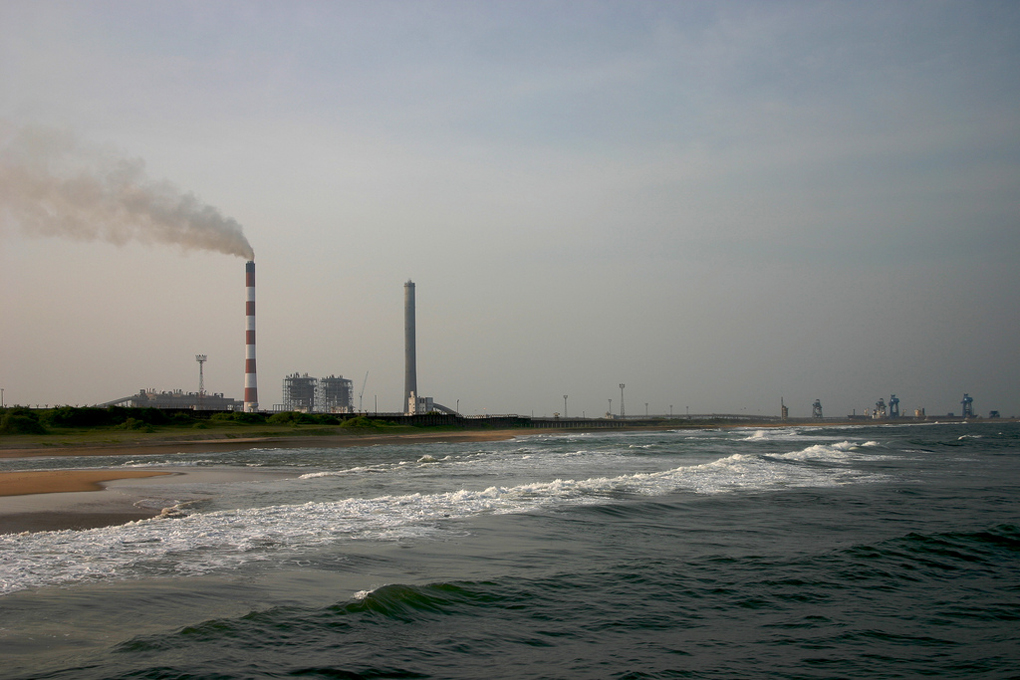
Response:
244,260,258,412
404,280,416,415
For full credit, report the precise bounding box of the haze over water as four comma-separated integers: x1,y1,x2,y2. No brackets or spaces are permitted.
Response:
2,422,1018,678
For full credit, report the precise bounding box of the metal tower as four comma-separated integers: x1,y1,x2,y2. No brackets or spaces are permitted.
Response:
195,354,207,409
812,399,823,419
889,394,900,418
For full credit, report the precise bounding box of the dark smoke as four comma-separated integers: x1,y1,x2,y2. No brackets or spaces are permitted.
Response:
0,125,254,259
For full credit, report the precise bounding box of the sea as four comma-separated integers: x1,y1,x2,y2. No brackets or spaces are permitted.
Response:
1,422,1018,679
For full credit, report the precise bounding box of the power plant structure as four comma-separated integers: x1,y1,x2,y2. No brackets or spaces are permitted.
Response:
282,373,317,411
404,280,417,414
401,280,449,415
244,260,258,412
103,388,241,410
280,373,354,413
319,375,355,412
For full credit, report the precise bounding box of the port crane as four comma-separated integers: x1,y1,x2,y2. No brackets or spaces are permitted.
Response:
358,371,369,412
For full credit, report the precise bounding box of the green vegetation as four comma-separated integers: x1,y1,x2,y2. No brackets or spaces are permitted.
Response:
0,406,418,448
0,409,48,435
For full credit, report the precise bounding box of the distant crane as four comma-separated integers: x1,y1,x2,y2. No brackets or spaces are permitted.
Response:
358,371,369,412
961,393,974,418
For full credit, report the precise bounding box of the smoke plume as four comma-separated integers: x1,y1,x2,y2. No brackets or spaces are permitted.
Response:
0,125,254,260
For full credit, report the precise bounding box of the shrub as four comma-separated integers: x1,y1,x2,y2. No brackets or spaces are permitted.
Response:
0,413,47,435
140,408,169,425
116,417,155,432
45,406,113,428
268,411,315,426
229,411,268,424
340,415,384,429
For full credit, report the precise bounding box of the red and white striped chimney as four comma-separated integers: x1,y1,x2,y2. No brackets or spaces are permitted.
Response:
244,260,258,412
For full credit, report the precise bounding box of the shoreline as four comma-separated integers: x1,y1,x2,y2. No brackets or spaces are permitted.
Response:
0,420,986,535
0,430,537,535
0,429,535,460
2,418,1000,461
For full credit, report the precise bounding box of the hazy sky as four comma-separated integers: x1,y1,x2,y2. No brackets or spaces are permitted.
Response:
1,0,1018,418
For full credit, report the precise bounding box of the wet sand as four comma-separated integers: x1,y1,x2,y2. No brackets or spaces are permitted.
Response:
0,469,173,497
0,470,175,534
0,468,300,535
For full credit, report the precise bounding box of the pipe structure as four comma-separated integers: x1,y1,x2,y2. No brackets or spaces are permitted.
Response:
404,280,416,414
244,260,259,412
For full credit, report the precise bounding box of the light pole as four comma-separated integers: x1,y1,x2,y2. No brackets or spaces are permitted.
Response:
563,395,568,419
670,404,673,418
195,355,207,410
608,398,612,416
645,402,649,417
619,384,626,418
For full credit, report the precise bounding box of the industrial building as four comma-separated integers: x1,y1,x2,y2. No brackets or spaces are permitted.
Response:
103,389,243,410
318,375,354,413
281,373,354,413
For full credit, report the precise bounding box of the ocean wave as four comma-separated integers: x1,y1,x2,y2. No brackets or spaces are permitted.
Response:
298,465,392,479
0,445,889,596
118,459,216,468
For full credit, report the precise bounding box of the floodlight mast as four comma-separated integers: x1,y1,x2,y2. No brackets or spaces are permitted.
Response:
196,355,207,409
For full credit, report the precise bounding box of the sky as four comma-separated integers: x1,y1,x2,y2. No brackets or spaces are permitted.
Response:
1,0,1018,418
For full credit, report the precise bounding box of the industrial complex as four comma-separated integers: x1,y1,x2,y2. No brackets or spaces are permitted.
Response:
80,262,1003,423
